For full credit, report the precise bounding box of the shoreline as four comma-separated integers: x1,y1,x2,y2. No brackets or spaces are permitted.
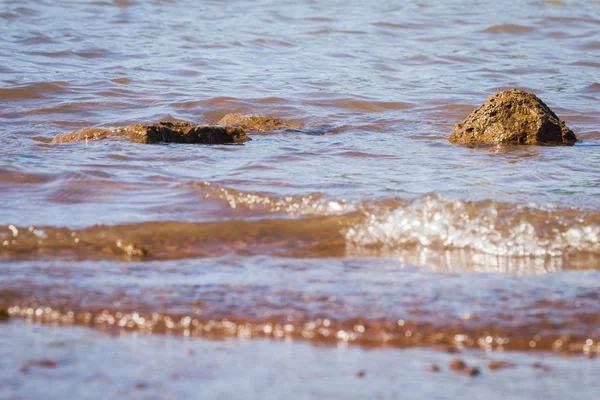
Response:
2,319,599,399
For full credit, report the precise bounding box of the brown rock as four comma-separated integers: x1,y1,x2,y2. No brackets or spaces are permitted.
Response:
428,363,441,372
20,359,59,373
488,360,517,370
216,114,296,132
53,127,114,143
449,359,480,377
53,121,251,145
449,89,577,146
449,358,467,371
531,362,550,372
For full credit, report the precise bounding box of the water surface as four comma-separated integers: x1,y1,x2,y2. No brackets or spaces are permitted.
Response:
1,0,600,396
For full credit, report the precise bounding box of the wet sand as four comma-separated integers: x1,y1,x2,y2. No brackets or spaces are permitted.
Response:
2,320,599,400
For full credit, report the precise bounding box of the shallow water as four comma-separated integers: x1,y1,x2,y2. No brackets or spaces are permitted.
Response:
2,320,599,400
1,0,600,396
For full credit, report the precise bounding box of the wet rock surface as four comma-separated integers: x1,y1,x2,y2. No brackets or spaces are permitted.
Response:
449,89,577,146
53,121,251,144
488,360,517,370
449,358,480,376
20,359,59,374
216,113,298,132
428,363,441,372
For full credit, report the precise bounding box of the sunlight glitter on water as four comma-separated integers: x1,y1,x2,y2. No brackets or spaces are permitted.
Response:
1,0,600,376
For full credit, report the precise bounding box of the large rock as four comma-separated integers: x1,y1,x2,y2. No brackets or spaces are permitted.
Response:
449,89,577,146
53,121,251,144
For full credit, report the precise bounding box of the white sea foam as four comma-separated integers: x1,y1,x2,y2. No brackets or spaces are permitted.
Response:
345,194,600,258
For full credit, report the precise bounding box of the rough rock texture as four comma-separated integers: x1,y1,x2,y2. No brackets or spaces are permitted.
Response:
216,113,297,132
53,121,251,144
53,127,114,143
449,89,577,146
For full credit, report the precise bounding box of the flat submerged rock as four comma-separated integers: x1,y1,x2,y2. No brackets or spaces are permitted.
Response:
53,121,251,144
216,113,299,132
449,89,577,146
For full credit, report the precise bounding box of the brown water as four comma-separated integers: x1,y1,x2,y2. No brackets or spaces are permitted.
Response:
1,0,600,397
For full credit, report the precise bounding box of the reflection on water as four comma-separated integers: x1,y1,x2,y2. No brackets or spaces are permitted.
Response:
1,0,599,361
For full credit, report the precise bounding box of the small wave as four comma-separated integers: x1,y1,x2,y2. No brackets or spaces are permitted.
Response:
583,41,600,51
0,81,71,100
2,265,599,354
1,194,599,272
3,302,596,354
0,217,348,261
183,181,355,217
583,83,600,93
307,29,368,35
305,98,414,113
530,0,566,6
345,194,600,259
11,7,39,17
248,38,296,48
0,168,52,186
483,24,534,34
17,34,57,45
373,21,425,30
542,16,600,25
